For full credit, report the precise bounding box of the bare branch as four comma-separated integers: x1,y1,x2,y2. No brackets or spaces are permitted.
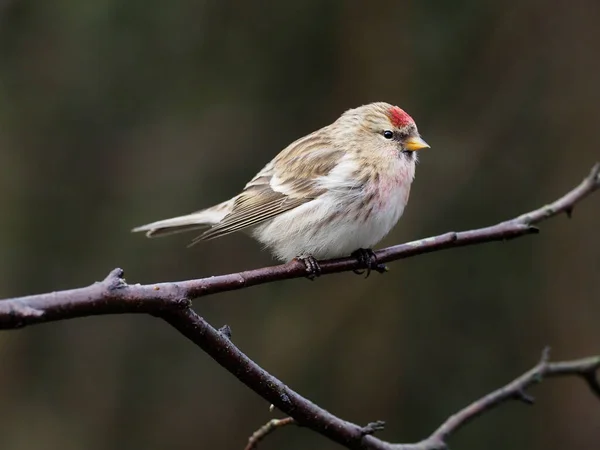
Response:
245,417,296,450
395,348,600,450
0,164,599,450
2,163,599,328
0,268,191,328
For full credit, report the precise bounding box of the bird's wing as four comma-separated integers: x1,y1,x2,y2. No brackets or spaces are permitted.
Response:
194,130,344,242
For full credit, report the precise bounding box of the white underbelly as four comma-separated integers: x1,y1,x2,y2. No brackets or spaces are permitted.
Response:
253,184,410,261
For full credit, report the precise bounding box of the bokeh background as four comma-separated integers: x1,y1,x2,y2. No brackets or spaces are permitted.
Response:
1,1,599,449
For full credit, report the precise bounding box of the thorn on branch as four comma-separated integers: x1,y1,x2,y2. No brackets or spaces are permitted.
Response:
104,268,127,291
219,324,232,339
565,206,573,218
540,346,551,365
513,389,535,405
581,371,600,399
589,162,600,181
360,420,386,436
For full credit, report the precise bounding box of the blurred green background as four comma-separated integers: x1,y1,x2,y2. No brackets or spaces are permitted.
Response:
0,1,599,449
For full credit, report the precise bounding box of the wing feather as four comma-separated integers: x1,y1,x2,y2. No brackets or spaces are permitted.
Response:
192,129,345,243
197,194,305,241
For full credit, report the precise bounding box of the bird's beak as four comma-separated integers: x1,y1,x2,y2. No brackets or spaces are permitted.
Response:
404,135,430,151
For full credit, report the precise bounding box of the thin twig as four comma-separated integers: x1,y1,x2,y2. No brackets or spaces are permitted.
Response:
245,417,296,450
395,348,600,450
0,164,599,450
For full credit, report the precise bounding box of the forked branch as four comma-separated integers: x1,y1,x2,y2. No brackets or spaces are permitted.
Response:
393,348,600,450
244,349,600,450
0,163,599,449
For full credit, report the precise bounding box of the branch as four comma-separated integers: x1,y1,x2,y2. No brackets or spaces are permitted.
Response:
0,268,191,328
243,349,600,450
395,348,600,450
0,164,599,450
245,417,296,450
2,163,599,327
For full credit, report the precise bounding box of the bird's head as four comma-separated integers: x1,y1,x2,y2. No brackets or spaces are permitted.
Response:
335,102,430,161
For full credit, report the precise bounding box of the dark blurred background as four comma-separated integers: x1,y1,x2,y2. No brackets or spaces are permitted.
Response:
1,1,599,449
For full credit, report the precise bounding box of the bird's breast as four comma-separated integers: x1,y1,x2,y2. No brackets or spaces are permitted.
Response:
367,157,414,204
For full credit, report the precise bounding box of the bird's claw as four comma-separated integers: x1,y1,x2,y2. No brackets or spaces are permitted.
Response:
351,248,387,278
297,255,322,280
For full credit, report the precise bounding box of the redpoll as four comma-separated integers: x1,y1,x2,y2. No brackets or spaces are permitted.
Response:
133,102,429,276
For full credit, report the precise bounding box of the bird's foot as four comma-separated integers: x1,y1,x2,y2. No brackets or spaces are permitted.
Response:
296,255,322,280
351,248,387,278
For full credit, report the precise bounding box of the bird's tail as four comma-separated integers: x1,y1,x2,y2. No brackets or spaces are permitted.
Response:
132,199,234,238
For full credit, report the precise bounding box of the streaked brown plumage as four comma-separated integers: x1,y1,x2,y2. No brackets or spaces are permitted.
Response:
133,102,429,264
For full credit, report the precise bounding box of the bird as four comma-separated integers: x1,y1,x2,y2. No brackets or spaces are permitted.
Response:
132,102,429,277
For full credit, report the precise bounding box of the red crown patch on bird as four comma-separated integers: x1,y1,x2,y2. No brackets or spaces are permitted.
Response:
388,107,414,128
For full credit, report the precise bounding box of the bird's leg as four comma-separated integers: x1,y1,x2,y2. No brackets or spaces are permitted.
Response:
296,255,322,280
351,248,387,278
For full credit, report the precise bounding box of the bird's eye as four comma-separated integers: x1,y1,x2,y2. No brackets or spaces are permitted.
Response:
383,130,394,139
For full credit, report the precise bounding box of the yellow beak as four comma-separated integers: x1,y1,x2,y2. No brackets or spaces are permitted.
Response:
404,135,430,151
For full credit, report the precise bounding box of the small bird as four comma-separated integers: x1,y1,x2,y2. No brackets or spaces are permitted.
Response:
133,102,429,276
